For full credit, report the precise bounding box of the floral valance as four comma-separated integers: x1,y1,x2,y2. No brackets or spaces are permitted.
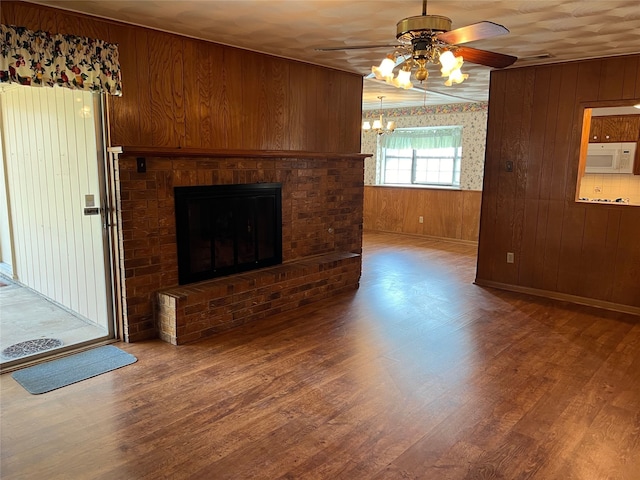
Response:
0,24,122,96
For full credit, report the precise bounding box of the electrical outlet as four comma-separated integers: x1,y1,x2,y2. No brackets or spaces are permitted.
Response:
419,216,424,224
506,252,514,264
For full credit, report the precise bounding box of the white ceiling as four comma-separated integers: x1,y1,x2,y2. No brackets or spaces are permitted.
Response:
25,0,640,110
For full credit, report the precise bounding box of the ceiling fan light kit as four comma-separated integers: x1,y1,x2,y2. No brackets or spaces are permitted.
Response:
370,0,516,90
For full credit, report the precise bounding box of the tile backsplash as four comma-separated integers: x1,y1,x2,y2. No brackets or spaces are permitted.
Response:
578,173,640,205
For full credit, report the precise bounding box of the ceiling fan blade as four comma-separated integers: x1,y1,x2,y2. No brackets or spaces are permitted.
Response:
437,21,509,45
315,44,399,52
454,46,517,68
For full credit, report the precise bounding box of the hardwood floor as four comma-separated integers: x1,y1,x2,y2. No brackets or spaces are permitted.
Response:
1,232,639,479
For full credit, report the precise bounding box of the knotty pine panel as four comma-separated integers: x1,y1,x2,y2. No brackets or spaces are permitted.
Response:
477,54,640,309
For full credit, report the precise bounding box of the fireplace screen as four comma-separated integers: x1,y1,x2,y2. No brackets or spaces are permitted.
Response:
175,183,282,285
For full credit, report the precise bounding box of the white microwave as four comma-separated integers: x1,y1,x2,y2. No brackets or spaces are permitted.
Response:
585,142,636,174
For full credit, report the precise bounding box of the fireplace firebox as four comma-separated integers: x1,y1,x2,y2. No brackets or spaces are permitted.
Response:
175,183,282,285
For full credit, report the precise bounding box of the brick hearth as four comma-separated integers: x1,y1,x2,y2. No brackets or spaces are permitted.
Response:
116,151,365,343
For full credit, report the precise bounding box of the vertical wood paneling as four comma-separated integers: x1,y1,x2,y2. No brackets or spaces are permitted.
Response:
33,4,57,33
552,62,596,292
8,1,363,154
1,86,109,326
265,58,289,150
306,67,322,151
363,187,481,242
518,66,551,287
134,28,153,146
287,62,311,151
108,24,144,146
477,69,507,275
183,38,211,148
557,60,602,294
201,43,227,148
461,191,482,241
402,188,423,235
148,31,184,147
539,65,574,291
611,209,640,305
241,51,270,150
621,56,639,99
598,56,630,101
489,68,528,283
0,1,17,24
6,1,40,28
222,47,247,149
477,54,640,309
50,9,79,36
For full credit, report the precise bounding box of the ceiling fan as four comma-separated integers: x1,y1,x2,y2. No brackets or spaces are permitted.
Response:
317,0,517,89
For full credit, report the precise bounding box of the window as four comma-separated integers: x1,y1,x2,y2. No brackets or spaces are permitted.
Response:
379,126,462,187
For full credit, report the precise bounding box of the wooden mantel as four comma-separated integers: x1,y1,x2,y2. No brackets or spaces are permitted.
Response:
118,146,372,160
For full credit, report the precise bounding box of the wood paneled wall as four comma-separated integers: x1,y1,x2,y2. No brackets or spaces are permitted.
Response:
476,54,640,310
363,186,482,243
2,1,363,154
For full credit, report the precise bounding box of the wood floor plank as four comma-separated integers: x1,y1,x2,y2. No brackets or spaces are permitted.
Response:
1,232,639,479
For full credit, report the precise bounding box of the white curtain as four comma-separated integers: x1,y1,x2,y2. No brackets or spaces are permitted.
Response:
381,126,462,150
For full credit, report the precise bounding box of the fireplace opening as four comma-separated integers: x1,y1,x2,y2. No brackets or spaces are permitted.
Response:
175,183,282,285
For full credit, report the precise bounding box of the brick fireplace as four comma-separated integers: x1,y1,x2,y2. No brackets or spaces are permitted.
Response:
115,149,366,344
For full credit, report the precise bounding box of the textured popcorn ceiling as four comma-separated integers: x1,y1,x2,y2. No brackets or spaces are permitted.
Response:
26,0,640,110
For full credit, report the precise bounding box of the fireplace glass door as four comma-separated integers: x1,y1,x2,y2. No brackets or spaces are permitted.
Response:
175,183,282,285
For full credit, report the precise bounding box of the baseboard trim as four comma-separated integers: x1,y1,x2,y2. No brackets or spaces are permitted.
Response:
363,229,478,246
474,279,640,317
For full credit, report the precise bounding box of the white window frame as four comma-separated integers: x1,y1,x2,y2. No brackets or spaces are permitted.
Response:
378,126,463,188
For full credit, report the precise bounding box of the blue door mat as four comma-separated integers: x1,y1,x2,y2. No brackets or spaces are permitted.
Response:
11,345,137,394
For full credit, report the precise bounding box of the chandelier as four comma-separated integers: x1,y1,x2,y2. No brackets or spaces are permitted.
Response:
362,96,396,135
371,6,468,89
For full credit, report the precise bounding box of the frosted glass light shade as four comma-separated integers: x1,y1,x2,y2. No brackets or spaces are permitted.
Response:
362,121,371,130
372,119,383,129
444,68,469,86
372,56,396,81
439,50,464,77
392,69,413,89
